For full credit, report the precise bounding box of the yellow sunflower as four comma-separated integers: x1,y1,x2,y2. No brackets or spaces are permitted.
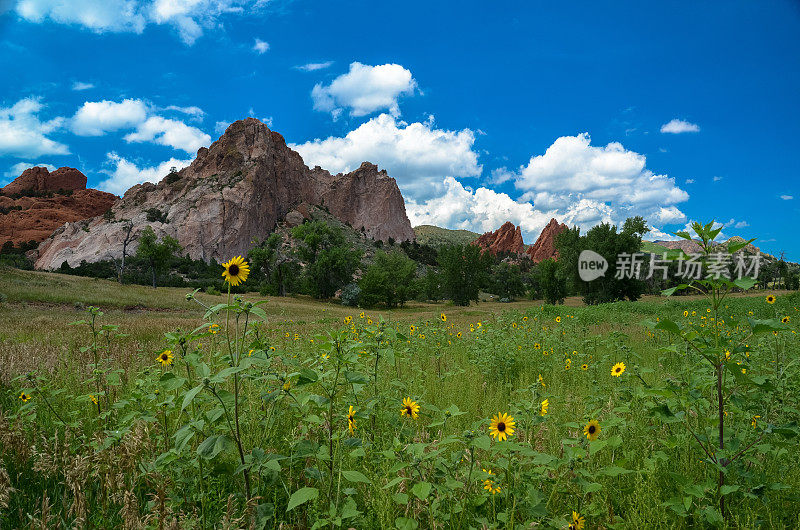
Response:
440,313,447,323
457,331,462,338
221,256,250,286
766,295,776,304
19,391,31,403
581,363,588,371
489,412,516,441
782,316,790,324
359,311,365,318
400,397,420,419
611,362,626,377
209,323,220,334
482,469,501,494
569,511,586,530
347,405,356,435
409,325,416,334
683,310,689,317
156,349,174,367
555,316,561,323
540,399,549,416
584,419,601,441
534,342,541,350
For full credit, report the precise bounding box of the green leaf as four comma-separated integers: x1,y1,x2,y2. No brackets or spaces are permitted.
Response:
342,470,371,483
411,481,432,499
728,238,756,254
733,277,757,290
286,487,318,512
662,284,688,297
181,384,204,412
655,319,680,334
472,435,491,451
197,435,231,460
720,485,739,495
598,465,632,477
589,440,608,456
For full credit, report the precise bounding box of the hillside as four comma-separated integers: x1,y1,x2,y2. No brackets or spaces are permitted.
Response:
413,225,480,247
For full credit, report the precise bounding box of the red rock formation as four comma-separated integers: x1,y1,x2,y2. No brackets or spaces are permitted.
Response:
34,118,416,269
526,218,567,263
0,168,116,247
473,222,525,255
1,166,87,195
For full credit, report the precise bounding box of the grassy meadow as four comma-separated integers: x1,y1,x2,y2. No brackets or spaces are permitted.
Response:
1,267,799,528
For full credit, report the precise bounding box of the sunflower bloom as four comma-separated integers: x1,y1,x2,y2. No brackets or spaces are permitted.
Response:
569,511,586,530
782,316,790,324
209,323,220,334
347,405,356,434
611,362,626,377
19,392,30,403
581,363,588,371
555,316,561,323
540,399,549,416
400,397,420,419
584,419,601,441
440,313,447,323
766,295,776,304
221,256,250,286
489,412,516,441
156,350,174,367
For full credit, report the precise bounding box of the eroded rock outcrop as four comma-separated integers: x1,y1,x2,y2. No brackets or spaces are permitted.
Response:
473,222,525,255
34,118,415,269
526,218,567,263
0,167,116,247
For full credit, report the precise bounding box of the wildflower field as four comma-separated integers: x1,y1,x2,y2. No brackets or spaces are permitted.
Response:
1,264,799,528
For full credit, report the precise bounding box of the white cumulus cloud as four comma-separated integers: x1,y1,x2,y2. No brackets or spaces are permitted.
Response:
406,177,556,242
0,97,69,157
512,133,689,228
98,152,192,195
124,116,210,153
252,38,269,54
290,113,481,200
71,98,148,136
660,118,700,134
780,194,793,200
15,0,268,45
311,62,417,119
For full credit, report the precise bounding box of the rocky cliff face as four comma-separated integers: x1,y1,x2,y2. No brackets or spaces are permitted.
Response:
473,222,525,255
0,167,116,247
526,218,567,263
33,118,415,269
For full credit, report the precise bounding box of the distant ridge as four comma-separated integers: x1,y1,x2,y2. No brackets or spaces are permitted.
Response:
413,225,480,247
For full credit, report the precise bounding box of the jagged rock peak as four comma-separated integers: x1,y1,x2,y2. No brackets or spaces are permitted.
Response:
473,221,526,255
33,118,415,269
526,218,567,263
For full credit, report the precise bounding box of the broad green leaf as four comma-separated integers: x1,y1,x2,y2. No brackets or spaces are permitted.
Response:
181,384,204,412
342,470,371,483
286,487,318,512
411,481,432,499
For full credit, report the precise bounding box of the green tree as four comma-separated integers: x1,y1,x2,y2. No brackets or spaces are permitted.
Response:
556,216,649,304
438,244,491,306
488,262,525,300
135,226,181,288
291,220,362,299
538,258,567,304
249,233,300,296
358,251,416,308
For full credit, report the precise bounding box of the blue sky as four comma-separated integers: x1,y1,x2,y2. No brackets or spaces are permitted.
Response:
1,0,798,257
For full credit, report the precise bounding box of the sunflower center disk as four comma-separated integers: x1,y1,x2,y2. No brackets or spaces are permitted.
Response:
229,264,239,276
